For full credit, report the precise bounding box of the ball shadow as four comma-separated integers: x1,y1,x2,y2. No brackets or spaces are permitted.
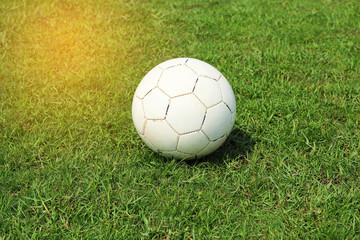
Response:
185,127,255,166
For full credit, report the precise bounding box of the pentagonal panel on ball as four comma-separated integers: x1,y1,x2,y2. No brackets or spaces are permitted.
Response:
143,88,170,120
177,131,209,154
132,96,146,134
202,102,232,141
166,94,206,134
218,75,236,113
185,58,222,80
196,135,227,158
135,67,163,99
158,65,198,98
144,120,178,151
193,76,222,108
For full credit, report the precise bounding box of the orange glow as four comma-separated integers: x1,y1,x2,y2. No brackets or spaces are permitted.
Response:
11,1,115,79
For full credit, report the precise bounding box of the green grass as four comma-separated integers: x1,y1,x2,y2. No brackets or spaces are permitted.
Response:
1,0,359,238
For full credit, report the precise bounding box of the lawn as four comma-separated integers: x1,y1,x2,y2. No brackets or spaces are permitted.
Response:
0,0,359,238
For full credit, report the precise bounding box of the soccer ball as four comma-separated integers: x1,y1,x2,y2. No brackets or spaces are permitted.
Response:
132,58,236,159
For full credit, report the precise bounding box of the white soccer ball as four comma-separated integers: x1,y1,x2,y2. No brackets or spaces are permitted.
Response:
132,58,236,159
